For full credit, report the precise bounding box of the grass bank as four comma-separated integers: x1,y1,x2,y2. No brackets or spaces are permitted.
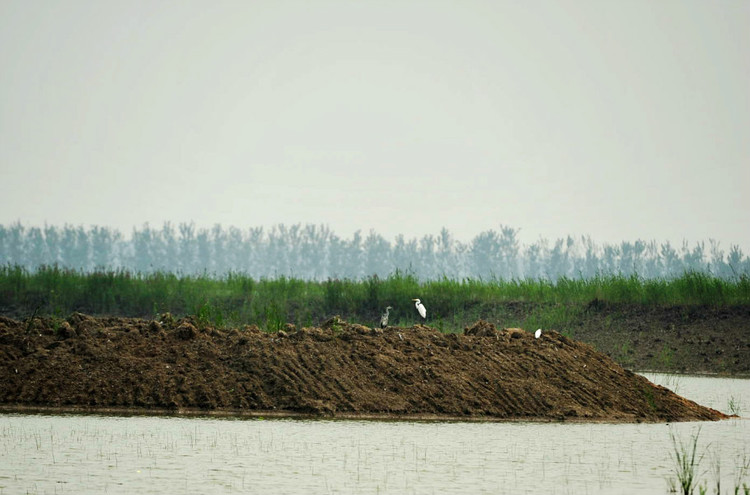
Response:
2,265,749,374
1,265,748,329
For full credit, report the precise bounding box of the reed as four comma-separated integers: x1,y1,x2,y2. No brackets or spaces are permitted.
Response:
1,265,748,330
669,427,704,495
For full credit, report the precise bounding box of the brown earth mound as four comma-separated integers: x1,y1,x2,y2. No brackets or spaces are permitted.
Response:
0,314,727,422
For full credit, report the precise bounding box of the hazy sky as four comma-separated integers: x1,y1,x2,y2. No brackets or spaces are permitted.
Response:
1,0,748,251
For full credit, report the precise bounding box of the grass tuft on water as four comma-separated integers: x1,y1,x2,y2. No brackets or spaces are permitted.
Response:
669,427,705,495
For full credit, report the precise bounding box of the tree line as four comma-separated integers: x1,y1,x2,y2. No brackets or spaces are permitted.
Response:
1,222,748,280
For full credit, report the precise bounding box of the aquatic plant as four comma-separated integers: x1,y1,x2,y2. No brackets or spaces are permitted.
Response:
669,427,705,495
734,451,750,495
709,447,721,495
660,373,683,395
727,395,742,417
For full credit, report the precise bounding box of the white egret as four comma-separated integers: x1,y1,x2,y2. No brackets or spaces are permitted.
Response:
380,306,393,329
535,328,542,339
412,298,426,319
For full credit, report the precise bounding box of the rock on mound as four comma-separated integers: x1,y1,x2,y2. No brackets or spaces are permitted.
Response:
464,320,498,336
463,320,527,341
0,315,728,422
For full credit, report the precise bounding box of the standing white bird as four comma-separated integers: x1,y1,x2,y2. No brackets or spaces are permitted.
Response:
535,328,542,339
380,306,393,329
412,298,426,319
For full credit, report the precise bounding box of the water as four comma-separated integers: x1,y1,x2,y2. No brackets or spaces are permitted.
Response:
1,375,748,495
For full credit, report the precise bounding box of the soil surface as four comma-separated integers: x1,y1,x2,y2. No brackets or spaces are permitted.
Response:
2,303,749,375
0,314,728,422
572,302,750,375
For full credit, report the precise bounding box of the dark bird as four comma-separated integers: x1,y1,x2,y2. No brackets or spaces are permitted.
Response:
380,306,393,329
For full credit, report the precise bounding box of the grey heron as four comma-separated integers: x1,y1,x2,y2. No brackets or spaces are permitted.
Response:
412,298,426,319
380,306,393,329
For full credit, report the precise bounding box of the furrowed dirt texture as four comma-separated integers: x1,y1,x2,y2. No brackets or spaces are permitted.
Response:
0,314,727,422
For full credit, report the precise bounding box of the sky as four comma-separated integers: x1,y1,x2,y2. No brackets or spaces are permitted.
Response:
1,0,748,251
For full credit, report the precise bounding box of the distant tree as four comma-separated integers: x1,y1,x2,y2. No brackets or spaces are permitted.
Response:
364,229,391,278
225,226,246,273
90,226,120,269
178,222,197,273
496,226,520,279
297,225,316,278
0,225,7,266
708,239,729,279
726,245,745,278
283,224,302,276
641,240,659,278
76,226,92,270
4,221,749,280
601,244,620,276
470,230,500,279
160,223,179,272
632,240,647,275
266,225,290,277
579,236,599,278
622,241,637,276
209,224,227,275
435,228,458,278
43,225,61,266
619,240,646,276
314,224,334,279
453,240,470,279
681,241,705,273
391,234,417,276
143,225,164,270
327,232,348,278
5,222,25,268
344,230,364,279
132,224,155,273
417,234,436,280
24,227,46,268
245,226,265,276
523,240,545,279
659,242,680,277
56,225,91,271
547,237,574,279
196,228,211,274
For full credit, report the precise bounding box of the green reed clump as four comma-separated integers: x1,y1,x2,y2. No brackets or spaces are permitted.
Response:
1,265,748,331
727,396,742,417
734,452,750,495
666,430,750,495
669,427,705,495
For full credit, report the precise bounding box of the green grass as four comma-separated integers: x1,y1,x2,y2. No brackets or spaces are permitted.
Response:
669,427,705,495
666,429,750,495
727,395,742,417
1,265,748,331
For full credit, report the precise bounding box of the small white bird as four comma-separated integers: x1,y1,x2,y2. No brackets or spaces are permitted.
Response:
412,298,426,319
535,328,542,339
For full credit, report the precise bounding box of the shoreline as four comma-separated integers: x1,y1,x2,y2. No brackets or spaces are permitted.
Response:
1,404,737,423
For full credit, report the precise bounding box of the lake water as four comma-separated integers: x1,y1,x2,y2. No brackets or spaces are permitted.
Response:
1,374,748,495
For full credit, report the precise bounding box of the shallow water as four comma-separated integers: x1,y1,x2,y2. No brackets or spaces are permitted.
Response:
1,374,748,495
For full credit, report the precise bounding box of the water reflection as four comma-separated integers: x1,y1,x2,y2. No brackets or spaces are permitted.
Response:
1,375,748,495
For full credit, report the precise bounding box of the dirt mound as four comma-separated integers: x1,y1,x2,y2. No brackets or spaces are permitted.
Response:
464,321,530,342
464,320,498,336
0,315,727,422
